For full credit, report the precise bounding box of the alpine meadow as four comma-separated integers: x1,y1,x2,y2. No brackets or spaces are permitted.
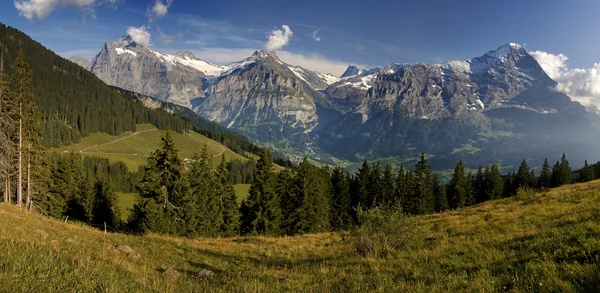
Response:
2,0,600,292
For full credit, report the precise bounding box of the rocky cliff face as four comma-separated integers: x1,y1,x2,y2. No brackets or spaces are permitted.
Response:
68,56,91,69
315,44,594,166
194,50,323,145
87,37,225,107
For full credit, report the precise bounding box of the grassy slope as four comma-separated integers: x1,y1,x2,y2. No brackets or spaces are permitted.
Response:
53,124,248,171
2,181,600,292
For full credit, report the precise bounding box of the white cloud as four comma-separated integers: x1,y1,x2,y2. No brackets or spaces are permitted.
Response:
312,30,320,42
148,0,172,22
127,26,152,47
264,25,293,51
531,50,600,107
14,0,95,20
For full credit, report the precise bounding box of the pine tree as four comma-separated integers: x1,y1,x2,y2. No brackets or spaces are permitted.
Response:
403,170,416,214
92,180,121,229
538,158,551,189
330,166,353,230
0,51,14,205
578,160,594,183
486,164,504,200
381,163,395,206
11,51,35,208
187,146,222,237
353,161,371,210
559,154,571,185
395,165,406,208
278,169,298,235
294,159,331,234
217,156,240,236
448,161,467,209
529,169,536,188
129,131,185,235
551,161,561,187
414,153,435,214
475,166,486,203
465,171,475,206
515,159,531,188
241,149,281,235
368,162,383,207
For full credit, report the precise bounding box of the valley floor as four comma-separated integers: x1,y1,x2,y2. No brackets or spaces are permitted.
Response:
1,181,600,292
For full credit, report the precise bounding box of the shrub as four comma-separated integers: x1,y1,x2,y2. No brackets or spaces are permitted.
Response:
344,206,422,258
515,187,539,204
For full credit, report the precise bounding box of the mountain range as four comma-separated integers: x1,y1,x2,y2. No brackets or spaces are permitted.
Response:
70,39,600,169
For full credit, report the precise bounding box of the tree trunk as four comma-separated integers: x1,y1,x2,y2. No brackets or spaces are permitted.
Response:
26,142,31,212
17,103,22,208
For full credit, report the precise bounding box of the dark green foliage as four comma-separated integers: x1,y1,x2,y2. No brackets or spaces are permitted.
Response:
381,164,396,206
292,159,331,234
515,159,531,188
413,153,435,214
578,160,594,183
241,149,281,235
551,161,562,188
560,154,571,185
474,167,486,203
92,180,121,228
465,171,475,206
538,159,552,188
227,159,256,184
330,166,353,230
218,157,240,236
448,161,467,209
187,148,222,237
129,131,186,235
486,164,504,200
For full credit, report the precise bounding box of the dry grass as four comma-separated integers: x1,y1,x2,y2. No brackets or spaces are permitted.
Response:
1,180,600,292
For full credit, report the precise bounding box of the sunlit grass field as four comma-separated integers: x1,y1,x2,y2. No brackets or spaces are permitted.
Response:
1,180,600,292
52,124,248,171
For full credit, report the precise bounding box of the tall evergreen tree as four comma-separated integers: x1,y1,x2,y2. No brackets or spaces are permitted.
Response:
278,169,298,235
353,161,371,210
0,51,14,205
538,158,552,188
330,166,353,230
578,160,594,183
187,147,222,236
395,165,406,208
448,161,467,209
465,171,475,206
92,179,121,229
551,161,561,187
129,131,185,235
413,153,435,214
294,159,331,234
559,154,571,185
11,51,35,208
217,156,240,236
241,149,281,235
475,166,486,203
368,162,383,207
381,163,396,206
515,159,531,188
486,164,504,200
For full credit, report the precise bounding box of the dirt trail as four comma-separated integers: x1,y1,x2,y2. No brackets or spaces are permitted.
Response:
79,129,158,154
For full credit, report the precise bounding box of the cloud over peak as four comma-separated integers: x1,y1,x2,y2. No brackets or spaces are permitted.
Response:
531,50,600,107
264,25,293,51
127,26,151,47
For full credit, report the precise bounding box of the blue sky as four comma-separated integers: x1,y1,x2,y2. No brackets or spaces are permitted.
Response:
2,0,600,95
